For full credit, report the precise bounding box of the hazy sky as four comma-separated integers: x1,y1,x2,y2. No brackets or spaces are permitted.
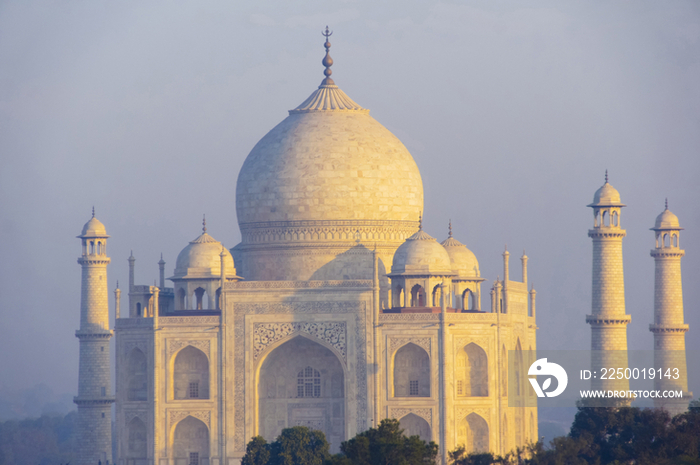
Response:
1,0,698,405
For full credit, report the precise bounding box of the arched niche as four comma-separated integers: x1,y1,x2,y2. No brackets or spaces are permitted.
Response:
127,348,147,401
173,346,210,400
172,416,209,464
393,343,430,397
399,413,431,442
127,416,147,459
257,335,345,454
457,413,489,454
410,284,425,307
455,343,488,397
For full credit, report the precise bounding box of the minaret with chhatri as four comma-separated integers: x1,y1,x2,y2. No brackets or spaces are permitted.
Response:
586,173,631,399
75,209,114,464
650,200,691,415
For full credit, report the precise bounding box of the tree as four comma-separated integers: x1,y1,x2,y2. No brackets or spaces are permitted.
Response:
339,418,438,465
242,426,330,465
241,436,270,465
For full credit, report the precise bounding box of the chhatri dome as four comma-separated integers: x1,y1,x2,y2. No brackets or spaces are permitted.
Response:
589,170,625,207
174,217,236,279
441,222,480,278
653,200,682,230
234,28,423,281
391,225,454,276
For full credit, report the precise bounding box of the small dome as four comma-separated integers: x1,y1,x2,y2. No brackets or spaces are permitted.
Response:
589,182,625,207
391,230,454,276
173,231,236,279
441,236,480,278
653,208,682,230
79,216,108,238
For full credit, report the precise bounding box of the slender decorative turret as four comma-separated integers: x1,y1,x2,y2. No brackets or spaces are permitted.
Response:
75,211,114,464
586,173,631,398
650,201,691,415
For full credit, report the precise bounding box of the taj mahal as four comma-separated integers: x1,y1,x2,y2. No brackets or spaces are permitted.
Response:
72,31,690,465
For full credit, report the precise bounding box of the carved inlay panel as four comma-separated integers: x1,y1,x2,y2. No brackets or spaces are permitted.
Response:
455,408,490,422
253,322,346,362
167,339,211,359
390,408,433,426
388,337,431,355
124,409,147,424
169,410,211,429
123,341,147,356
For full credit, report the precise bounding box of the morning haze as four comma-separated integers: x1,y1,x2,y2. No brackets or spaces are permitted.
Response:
0,0,697,431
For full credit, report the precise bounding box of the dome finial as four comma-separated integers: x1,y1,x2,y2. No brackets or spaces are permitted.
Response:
665,198,668,210
419,212,423,230
321,26,334,86
605,169,608,184
202,214,207,233
448,219,453,238
92,206,95,218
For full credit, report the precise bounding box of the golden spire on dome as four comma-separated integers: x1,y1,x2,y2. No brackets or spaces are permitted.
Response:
322,26,334,86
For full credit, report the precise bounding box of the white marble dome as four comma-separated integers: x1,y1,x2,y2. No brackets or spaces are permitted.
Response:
590,181,624,207
235,84,423,226
80,216,108,237
441,235,480,278
654,208,681,230
174,230,236,279
391,229,454,275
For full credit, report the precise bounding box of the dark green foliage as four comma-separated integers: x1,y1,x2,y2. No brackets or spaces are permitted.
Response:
242,427,330,465
269,426,330,465
0,411,76,465
448,406,700,465
339,418,438,465
241,436,270,465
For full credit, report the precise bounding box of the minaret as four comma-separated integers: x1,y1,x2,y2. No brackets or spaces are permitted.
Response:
75,210,114,464
586,173,632,399
650,200,691,415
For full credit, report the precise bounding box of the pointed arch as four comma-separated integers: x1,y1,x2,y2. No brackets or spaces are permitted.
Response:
399,413,431,442
462,289,475,311
456,343,488,397
127,416,147,459
257,335,345,454
215,287,222,310
612,211,618,227
136,302,142,317
457,413,489,454
127,348,147,401
410,284,426,307
432,284,442,307
193,287,207,310
515,339,523,396
173,346,209,400
393,343,430,397
177,288,186,310
172,416,209,464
